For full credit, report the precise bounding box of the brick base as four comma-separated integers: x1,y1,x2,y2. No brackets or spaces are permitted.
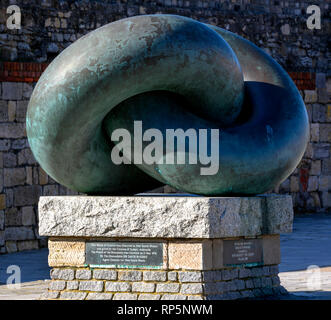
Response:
41,235,287,300
42,265,287,300
39,196,291,300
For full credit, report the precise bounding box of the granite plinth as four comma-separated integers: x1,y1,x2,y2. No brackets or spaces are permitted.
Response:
38,194,293,238
39,195,292,300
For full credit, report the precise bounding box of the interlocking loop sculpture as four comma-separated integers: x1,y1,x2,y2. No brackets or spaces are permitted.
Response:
26,15,309,195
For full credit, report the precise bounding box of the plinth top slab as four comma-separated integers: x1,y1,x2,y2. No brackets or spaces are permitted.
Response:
38,195,293,239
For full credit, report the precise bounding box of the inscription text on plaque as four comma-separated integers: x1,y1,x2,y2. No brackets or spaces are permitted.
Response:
223,239,263,266
85,242,163,268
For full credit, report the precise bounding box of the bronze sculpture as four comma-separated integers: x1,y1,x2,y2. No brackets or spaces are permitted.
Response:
26,15,309,195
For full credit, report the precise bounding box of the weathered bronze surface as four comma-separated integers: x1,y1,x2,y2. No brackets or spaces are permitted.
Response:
26,15,309,195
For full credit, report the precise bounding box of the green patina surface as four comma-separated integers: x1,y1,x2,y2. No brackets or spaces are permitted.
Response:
26,14,309,196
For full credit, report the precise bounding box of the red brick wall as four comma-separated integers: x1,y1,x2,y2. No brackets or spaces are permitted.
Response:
0,62,49,83
0,62,318,91
288,72,316,90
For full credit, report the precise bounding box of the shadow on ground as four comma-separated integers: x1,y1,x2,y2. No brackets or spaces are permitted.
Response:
0,248,50,285
280,213,331,272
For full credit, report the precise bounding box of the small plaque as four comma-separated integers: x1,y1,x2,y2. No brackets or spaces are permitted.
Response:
85,241,163,268
223,239,263,266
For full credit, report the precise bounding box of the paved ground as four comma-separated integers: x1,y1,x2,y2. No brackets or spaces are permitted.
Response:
277,213,331,299
278,267,331,300
279,213,331,272
0,280,49,300
0,248,50,300
0,213,330,300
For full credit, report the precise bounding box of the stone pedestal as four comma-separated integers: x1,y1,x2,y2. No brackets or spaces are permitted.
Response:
38,195,293,300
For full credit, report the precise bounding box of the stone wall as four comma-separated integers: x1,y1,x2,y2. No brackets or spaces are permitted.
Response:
42,265,285,300
0,0,329,71
0,78,80,254
0,0,330,254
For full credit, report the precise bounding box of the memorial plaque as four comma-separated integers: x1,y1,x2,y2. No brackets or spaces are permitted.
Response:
223,239,263,266
85,241,163,268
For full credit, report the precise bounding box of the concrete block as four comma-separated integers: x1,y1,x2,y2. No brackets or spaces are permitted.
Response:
261,195,293,234
4,227,35,241
0,123,25,139
132,282,155,293
22,206,36,226
0,101,8,121
79,280,103,292
48,238,85,267
16,101,28,122
178,271,202,283
290,176,299,192
304,90,318,103
180,283,203,294
14,185,42,206
320,124,331,143
76,269,92,280
314,144,330,159
4,168,26,187
319,176,330,191
17,240,39,251
39,168,48,185
0,194,5,210
5,240,17,253
86,293,113,300
18,149,37,165
93,269,117,280
113,293,138,300
322,160,331,175
138,294,161,300
168,241,212,270
60,292,87,300
66,281,79,290
2,82,22,100
0,210,4,230
156,283,180,293
310,123,319,142
3,152,17,168
312,104,327,123
49,280,66,291
5,207,21,226
118,270,142,281
38,195,293,238
8,101,16,121
105,282,131,292
161,294,187,300
168,271,177,281
311,160,321,175
308,176,319,191
51,268,75,280
143,271,167,282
